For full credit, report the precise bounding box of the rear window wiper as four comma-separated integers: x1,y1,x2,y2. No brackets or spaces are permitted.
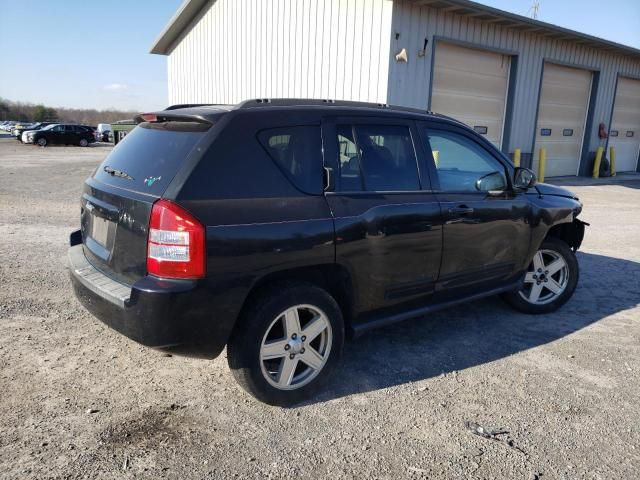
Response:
103,166,134,181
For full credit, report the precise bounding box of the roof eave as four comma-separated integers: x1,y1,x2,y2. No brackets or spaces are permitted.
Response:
149,0,209,55
150,0,640,58
414,0,640,57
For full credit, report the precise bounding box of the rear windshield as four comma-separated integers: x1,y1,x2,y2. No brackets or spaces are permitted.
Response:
93,121,209,196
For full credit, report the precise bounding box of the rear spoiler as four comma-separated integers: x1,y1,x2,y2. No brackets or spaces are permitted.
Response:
134,112,214,125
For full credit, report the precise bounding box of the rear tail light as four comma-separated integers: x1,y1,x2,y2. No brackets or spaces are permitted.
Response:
147,199,205,279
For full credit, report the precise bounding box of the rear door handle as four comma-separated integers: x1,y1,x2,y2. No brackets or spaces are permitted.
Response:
448,206,474,215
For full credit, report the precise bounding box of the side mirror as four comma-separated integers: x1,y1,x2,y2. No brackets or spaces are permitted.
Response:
513,167,537,190
475,171,507,192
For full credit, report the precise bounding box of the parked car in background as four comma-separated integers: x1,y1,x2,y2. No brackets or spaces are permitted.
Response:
11,122,35,137
68,99,587,405
31,124,96,147
82,125,97,140
97,130,114,142
95,130,113,142
24,124,57,144
14,122,56,142
96,123,113,142
1,121,18,132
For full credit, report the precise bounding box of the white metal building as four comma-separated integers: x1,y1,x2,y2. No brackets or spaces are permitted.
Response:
151,0,640,176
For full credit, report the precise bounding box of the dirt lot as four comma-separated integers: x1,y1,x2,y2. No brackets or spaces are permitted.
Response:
0,135,639,479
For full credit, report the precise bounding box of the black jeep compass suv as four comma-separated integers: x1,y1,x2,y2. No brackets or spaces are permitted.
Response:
68,99,586,405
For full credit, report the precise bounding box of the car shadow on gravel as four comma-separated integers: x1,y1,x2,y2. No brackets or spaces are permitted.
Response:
310,252,640,405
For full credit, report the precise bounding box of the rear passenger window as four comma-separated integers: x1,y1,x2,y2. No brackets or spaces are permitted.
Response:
257,126,323,194
336,125,420,192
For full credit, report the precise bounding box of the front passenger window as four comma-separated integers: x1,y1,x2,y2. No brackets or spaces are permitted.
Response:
425,130,507,192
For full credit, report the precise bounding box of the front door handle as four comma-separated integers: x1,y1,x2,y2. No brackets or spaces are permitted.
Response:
448,206,474,215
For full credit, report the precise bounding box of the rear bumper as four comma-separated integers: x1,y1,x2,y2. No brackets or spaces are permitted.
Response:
68,242,233,359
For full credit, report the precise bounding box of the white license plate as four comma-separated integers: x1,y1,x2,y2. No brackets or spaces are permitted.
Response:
91,215,110,247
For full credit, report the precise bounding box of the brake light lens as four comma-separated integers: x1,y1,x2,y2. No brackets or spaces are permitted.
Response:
147,199,205,279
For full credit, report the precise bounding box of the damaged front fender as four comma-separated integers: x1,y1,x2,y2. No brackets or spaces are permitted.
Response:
527,191,586,255
548,218,589,251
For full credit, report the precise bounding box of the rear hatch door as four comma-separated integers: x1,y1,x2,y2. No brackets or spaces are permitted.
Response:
81,119,211,285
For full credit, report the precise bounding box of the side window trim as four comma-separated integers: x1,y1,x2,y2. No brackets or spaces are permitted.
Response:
322,116,429,194
333,124,366,192
419,122,514,193
349,124,367,191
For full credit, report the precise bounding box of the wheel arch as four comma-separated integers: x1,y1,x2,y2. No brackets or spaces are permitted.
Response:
545,218,587,251
234,263,356,337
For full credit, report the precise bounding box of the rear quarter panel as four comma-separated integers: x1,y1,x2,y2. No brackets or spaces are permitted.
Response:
178,197,335,330
175,109,336,325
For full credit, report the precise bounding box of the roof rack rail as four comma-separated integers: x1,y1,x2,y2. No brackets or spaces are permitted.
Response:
164,103,221,110
159,99,468,128
236,98,430,112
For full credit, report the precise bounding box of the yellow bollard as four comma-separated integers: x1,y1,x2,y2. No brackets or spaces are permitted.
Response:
609,146,616,177
513,148,521,167
538,148,546,183
592,146,604,178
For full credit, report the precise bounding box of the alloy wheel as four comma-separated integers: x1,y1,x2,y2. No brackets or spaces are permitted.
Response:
519,249,569,305
259,304,332,390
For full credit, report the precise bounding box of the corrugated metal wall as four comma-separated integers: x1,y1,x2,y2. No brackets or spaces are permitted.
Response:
166,0,640,171
387,0,640,158
167,0,394,106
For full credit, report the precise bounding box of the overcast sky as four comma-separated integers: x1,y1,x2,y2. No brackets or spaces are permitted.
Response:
0,0,638,112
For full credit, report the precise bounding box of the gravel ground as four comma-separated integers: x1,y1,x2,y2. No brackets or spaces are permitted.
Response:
0,135,639,479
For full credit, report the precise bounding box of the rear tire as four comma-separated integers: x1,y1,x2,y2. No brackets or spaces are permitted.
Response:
79,138,88,147
502,237,578,314
227,282,344,406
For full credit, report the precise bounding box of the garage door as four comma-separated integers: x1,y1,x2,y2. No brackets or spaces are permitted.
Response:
609,77,640,172
533,63,592,177
431,42,511,148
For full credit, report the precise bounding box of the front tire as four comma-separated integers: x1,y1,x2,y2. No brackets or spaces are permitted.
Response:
502,237,579,314
227,283,344,406
36,137,47,147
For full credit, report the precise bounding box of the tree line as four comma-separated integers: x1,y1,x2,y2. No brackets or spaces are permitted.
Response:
0,98,139,126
